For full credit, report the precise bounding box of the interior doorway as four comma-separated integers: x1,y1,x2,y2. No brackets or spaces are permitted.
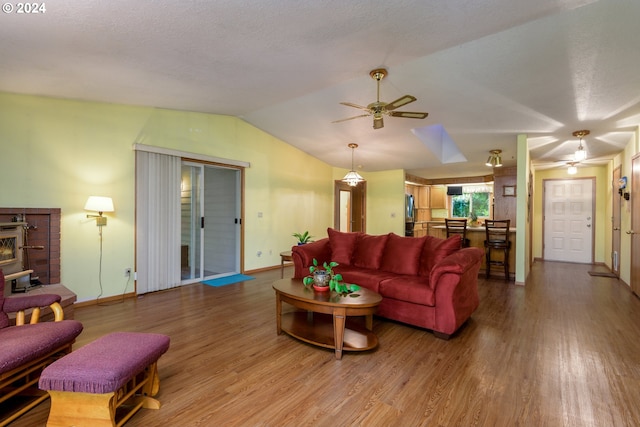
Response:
542,178,594,263
181,162,242,284
334,181,366,232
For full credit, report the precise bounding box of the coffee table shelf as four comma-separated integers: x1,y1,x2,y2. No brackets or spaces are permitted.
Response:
280,311,378,352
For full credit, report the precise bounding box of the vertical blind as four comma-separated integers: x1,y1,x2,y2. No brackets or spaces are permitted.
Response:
135,150,181,293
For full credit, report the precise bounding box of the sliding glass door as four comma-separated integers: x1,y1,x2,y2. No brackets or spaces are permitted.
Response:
181,162,241,284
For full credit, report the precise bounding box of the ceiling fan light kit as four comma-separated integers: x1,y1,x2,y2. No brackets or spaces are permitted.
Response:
333,68,429,130
342,143,365,187
567,162,578,175
486,149,502,167
572,129,589,162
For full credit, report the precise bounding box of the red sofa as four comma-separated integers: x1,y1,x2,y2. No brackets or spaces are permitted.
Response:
292,228,484,339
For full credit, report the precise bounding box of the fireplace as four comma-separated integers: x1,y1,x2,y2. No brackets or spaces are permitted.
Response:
0,224,22,269
0,208,61,295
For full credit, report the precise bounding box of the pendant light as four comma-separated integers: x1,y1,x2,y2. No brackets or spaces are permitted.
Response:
572,130,589,162
342,143,365,187
567,162,578,175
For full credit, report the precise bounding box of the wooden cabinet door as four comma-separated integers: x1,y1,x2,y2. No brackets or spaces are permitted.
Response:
417,186,430,208
430,186,446,209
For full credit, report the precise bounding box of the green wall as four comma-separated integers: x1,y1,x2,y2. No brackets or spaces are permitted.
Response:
0,92,405,302
0,92,341,302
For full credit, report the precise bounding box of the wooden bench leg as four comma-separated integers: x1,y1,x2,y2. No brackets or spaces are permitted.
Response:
46,391,117,427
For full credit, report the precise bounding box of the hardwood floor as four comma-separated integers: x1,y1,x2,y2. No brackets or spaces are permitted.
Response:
13,261,640,426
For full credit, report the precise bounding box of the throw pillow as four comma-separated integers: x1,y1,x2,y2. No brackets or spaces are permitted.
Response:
352,233,390,269
327,228,360,265
380,233,426,275
419,235,462,276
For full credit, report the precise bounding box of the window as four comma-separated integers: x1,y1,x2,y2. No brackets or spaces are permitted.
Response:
451,185,492,219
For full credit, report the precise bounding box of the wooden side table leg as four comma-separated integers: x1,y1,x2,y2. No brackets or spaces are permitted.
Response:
365,314,373,331
275,293,282,335
333,308,346,360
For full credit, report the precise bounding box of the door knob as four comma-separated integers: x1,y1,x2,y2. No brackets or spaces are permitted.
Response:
587,224,591,228
613,227,620,231
626,230,636,235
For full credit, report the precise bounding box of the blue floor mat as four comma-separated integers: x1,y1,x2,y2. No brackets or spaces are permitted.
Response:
203,274,255,287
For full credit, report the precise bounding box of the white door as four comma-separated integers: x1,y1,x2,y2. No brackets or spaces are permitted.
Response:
543,178,594,263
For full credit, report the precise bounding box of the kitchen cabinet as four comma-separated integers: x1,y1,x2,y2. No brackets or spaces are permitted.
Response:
417,186,430,208
430,186,446,209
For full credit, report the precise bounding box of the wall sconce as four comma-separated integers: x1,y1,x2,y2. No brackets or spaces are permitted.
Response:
84,196,114,227
485,149,502,167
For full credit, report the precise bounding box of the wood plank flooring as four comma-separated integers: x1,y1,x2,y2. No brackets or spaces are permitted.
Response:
13,261,640,426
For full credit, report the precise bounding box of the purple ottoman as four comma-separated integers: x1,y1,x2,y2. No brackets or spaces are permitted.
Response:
39,332,170,427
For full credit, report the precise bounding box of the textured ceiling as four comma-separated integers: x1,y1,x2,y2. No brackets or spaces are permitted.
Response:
1,0,638,178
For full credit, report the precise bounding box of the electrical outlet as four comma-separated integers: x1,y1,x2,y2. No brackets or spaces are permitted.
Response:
124,268,131,277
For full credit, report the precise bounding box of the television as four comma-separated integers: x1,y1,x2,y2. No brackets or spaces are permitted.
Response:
447,186,463,196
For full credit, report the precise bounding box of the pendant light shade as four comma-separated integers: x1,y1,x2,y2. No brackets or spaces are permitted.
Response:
572,130,589,162
342,143,365,186
567,162,578,175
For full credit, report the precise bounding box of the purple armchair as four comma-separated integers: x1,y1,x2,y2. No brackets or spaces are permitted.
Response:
0,268,83,425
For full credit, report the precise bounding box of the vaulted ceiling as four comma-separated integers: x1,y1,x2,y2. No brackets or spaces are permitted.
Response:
1,0,638,178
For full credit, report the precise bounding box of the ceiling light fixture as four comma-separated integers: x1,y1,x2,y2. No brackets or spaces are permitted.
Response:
485,149,502,168
572,130,589,162
567,162,578,175
342,143,365,187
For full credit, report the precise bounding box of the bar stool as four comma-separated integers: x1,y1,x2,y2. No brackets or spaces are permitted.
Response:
484,219,511,280
445,218,470,248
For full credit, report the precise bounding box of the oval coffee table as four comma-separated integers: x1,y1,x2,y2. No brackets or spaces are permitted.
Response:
272,278,382,359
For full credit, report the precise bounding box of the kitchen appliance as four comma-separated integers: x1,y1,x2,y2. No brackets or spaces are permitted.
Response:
405,194,415,237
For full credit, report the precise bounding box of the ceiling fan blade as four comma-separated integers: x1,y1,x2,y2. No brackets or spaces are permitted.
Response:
389,111,429,119
339,102,370,111
385,95,417,111
373,117,384,130
332,114,370,123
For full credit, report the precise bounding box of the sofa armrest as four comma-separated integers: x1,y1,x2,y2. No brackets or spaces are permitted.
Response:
429,247,484,284
429,247,484,336
292,238,331,278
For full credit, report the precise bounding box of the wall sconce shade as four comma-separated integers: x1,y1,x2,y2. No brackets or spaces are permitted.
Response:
485,149,502,167
342,143,365,187
85,196,114,226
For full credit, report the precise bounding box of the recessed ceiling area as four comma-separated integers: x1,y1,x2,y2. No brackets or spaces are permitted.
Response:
412,124,467,165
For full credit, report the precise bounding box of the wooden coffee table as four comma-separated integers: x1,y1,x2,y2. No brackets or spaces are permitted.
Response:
273,278,382,359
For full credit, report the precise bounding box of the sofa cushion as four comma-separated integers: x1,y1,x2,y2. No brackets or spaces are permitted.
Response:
0,320,84,374
379,276,435,306
419,235,462,276
352,233,389,270
327,228,360,265
380,233,426,275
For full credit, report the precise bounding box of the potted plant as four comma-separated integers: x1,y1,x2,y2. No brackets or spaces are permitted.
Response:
302,258,360,295
469,211,478,226
292,231,313,245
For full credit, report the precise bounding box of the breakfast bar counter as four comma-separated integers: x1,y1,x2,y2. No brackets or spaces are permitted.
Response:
429,225,516,279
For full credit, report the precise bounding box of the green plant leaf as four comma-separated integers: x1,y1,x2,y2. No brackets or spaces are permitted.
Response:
329,261,339,268
333,273,343,281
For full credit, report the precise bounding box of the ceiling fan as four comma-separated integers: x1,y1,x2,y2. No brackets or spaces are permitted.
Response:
332,68,428,130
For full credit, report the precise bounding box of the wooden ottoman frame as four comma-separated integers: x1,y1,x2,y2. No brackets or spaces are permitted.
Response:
39,332,170,427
